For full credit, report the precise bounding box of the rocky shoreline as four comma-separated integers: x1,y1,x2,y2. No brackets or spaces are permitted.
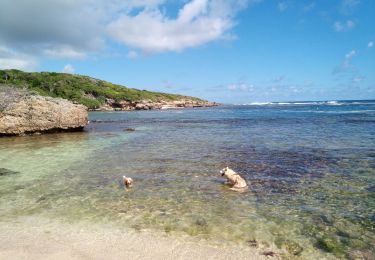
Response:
0,84,218,136
95,98,219,111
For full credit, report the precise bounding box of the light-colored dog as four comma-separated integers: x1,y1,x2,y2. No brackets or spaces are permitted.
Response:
220,167,248,192
122,176,134,188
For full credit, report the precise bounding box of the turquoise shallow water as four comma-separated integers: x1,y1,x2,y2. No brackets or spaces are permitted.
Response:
0,101,374,259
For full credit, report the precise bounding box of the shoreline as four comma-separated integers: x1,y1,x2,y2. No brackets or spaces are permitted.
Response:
0,216,269,260
90,100,220,112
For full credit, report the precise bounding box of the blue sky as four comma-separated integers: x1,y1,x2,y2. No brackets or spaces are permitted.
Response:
0,0,374,103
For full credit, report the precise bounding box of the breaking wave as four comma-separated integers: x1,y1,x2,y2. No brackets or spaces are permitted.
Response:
241,100,375,106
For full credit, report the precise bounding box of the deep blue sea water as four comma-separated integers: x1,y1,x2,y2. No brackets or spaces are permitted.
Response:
1,100,374,259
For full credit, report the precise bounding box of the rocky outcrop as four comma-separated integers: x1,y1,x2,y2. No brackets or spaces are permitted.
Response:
98,98,219,111
0,88,88,135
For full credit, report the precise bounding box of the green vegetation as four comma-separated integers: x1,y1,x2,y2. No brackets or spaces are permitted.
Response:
0,69,205,109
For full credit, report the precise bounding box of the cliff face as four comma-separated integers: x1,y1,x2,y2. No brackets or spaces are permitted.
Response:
0,88,88,135
99,98,218,111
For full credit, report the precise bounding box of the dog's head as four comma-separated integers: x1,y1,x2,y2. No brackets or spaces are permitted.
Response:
220,166,230,177
220,167,237,178
123,176,133,188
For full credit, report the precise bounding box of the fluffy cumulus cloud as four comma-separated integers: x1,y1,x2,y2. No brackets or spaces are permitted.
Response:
333,20,355,32
0,0,256,69
108,0,254,53
62,64,75,74
0,46,38,71
0,0,104,58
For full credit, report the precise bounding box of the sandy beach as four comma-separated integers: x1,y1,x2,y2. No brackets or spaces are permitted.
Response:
0,217,269,260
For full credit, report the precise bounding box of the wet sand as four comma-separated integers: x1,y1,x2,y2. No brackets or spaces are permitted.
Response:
0,217,269,260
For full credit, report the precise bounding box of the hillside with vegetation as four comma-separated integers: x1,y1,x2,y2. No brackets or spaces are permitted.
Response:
0,69,215,110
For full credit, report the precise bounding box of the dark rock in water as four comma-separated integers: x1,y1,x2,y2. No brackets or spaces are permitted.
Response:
14,185,25,190
195,217,208,227
36,196,47,203
261,251,277,257
312,214,333,226
124,128,136,132
247,239,258,247
366,185,375,192
0,168,18,176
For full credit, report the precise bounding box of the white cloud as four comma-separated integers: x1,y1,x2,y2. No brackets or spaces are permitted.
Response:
340,0,360,15
333,20,355,32
108,0,253,53
0,0,104,59
0,58,38,71
345,50,356,59
277,2,288,12
303,2,315,12
272,75,286,83
0,46,38,71
333,50,356,74
62,64,75,74
368,41,374,48
352,76,365,83
0,0,260,70
44,45,87,59
227,84,237,90
127,50,139,59
227,82,254,92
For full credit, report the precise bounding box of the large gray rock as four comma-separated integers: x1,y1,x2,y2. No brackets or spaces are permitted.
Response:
0,87,88,135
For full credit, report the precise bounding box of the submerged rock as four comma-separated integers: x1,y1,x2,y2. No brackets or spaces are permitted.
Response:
261,251,277,257
285,241,303,256
194,217,208,227
0,168,19,176
315,236,345,256
247,239,258,247
0,87,88,135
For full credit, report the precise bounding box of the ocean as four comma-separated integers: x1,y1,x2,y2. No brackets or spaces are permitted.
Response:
0,100,374,259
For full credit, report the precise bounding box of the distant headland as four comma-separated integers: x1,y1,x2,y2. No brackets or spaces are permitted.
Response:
0,70,219,111
0,69,218,136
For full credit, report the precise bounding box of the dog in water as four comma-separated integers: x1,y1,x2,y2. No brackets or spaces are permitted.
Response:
122,176,134,188
220,167,248,192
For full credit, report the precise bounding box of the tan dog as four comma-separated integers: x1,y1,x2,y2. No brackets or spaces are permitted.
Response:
122,176,134,188
220,167,248,192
